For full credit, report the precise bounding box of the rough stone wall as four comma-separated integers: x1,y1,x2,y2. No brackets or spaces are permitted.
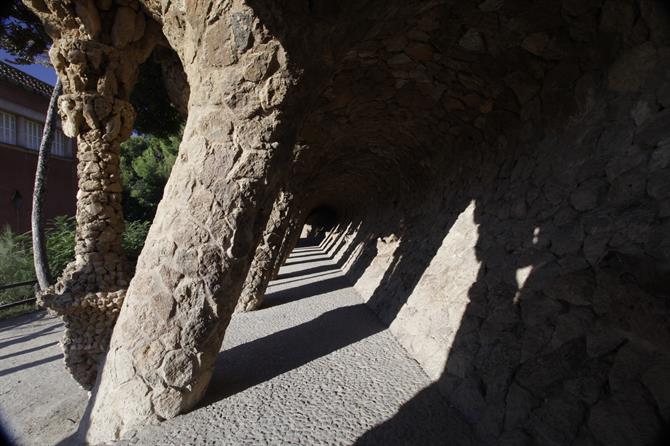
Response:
334,3,670,444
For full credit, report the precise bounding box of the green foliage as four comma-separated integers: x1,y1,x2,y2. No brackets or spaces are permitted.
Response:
121,132,180,221
122,220,151,266
0,0,50,65
0,219,77,312
0,219,77,318
0,226,34,296
45,215,75,278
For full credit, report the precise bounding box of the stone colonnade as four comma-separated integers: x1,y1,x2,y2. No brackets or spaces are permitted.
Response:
25,0,311,441
85,1,301,441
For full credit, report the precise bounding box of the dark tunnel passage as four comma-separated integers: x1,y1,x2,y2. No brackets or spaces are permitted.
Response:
299,205,339,245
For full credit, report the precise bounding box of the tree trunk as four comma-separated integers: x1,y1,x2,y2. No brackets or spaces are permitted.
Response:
32,78,62,291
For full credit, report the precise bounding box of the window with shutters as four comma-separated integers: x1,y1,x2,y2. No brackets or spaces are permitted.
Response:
0,110,16,145
52,129,66,157
25,119,42,151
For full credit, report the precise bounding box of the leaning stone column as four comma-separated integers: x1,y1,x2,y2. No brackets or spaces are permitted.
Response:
25,0,158,389
235,191,294,312
271,209,307,279
85,5,302,442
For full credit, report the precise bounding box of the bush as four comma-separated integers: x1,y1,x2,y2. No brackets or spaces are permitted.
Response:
0,216,153,318
123,220,151,268
0,226,35,310
46,215,75,278
0,218,77,317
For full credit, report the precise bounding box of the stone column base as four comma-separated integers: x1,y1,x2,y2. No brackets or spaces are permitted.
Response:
38,263,126,389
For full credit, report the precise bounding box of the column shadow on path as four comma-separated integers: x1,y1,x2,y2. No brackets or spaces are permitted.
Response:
261,275,353,309
202,303,384,404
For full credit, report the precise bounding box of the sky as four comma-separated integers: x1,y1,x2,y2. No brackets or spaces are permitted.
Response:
0,48,57,85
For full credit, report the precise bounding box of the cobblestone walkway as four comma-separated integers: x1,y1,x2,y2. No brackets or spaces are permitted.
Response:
0,244,476,445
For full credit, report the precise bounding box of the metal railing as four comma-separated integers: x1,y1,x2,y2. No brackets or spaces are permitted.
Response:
0,279,38,310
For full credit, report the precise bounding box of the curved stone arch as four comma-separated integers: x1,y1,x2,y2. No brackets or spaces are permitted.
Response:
23,0,308,439
72,0,394,441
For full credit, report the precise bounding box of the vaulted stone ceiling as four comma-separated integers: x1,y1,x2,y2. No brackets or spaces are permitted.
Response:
288,0,659,212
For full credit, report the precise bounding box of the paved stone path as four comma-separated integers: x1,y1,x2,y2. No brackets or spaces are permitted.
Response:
0,244,476,445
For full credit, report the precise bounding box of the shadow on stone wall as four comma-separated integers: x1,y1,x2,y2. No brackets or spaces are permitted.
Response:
347,115,670,445
347,169,670,445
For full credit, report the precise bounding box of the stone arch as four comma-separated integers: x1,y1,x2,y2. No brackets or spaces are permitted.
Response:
80,0,391,441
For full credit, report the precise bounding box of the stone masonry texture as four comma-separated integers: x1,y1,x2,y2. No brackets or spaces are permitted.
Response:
20,0,670,444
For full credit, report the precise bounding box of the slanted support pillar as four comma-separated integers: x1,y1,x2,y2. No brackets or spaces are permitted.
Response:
236,191,294,312
84,4,303,441
25,0,158,389
271,209,307,279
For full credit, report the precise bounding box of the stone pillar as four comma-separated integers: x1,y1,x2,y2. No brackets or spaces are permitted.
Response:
235,191,294,312
25,0,158,389
271,210,306,279
319,224,340,250
84,4,302,441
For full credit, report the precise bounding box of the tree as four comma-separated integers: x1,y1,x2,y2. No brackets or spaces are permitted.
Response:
120,133,181,222
0,0,50,66
31,78,61,289
1,1,60,290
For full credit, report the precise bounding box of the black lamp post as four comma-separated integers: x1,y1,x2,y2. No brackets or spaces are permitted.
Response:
11,190,23,230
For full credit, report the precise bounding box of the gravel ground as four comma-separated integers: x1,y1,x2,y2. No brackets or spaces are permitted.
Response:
0,245,476,446
0,311,87,445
